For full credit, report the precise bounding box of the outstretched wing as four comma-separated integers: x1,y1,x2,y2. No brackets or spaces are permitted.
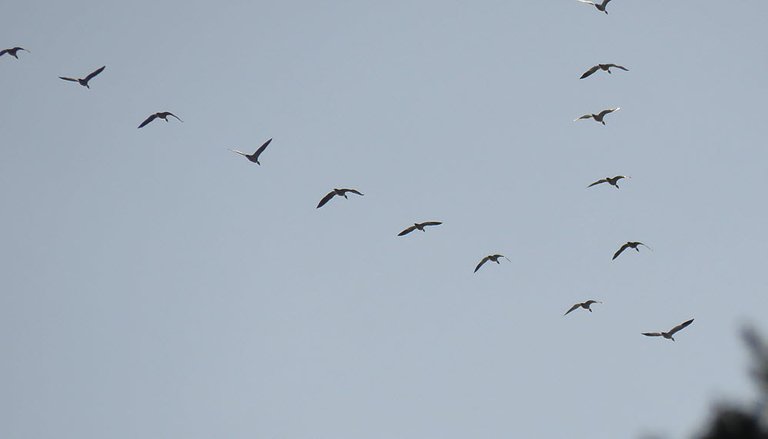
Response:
642,332,663,337
421,221,442,227
316,191,336,209
59,76,79,82
564,303,581,316
576,0,596,4
668,319,694,336
228,149,248,157
474,256,491,273
398,225,417,236
166,112,183,122
574,114,593,122
598,107,619,118
612,242,630,260
341,188,364,196
580,65,600,79
601,0,612,7
637,242,653,251
0,49,8,57
84,65,106,81
607,63,628,71
138,114,158,129
587,178,608,188
252,138,273,160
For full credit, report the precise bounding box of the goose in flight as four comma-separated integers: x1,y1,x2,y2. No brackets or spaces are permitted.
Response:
588,175,628,189
564,300,601,316
474,254,510,273
316,188,364,208
59,65,106,88
0,47,29,59
612,241,651,260
577,0,612,14
229,138,273,165
137,112,183,128
642,319,694,341
575,107,620,125
398,221,442,236
580,63,628,79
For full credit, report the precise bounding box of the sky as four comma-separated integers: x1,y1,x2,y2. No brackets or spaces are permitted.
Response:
2,1,768,438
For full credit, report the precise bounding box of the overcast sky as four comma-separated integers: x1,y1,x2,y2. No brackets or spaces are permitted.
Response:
2,1,768,438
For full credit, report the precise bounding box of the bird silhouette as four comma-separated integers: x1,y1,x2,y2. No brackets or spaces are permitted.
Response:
474,254,510,273
229,138,273,165
612,241,651,260
642,319,694,341
59,66,106,88
564,300,602,316
0,47,29,59
137,112,183,129
575,107,620,125
588,175,628,189
577,0,612,14
398,222,442,236
580,63,628,79
316,188,364,208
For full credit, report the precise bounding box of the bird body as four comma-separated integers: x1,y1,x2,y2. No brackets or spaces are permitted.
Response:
612,241,651,260
316,188,364,208
577,0,612,13
229,138,273,165
398,221,442,236
0,47,29,59
588,175,627,189
580,63,628,79
575,107,620,125
564,300,601,316
138,112,183,128
474,254,510,273
59,65,106,88
643,319,694,341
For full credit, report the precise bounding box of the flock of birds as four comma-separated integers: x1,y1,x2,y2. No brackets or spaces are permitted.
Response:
0,1,695,343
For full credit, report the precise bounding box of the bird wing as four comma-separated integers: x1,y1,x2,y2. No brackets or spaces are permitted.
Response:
84,65,106,81
316,191,336,208
421,221,442,227
0,49,8,57
580,65,599,79
59,76,79,82
668,319,694,336
137,114,158,128
574,114,593,121
474,256,491,273
602,0,612,6
398,225,417,236
576,0,596,4
587,178,608,188
607,64,628,71
637,242,653,251
166,112,183,122
642,332,663,337
564,303,581,316
228,149,248,157
598,107,619,118
252,138,273,160
612,243,630,260
341,189,364,196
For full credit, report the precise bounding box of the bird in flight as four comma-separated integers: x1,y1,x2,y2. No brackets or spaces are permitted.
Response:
316,188,364,208
612,241,651,260
59,66,106,88
474,254,510,273
580,63,628,79
588,175,628,189
229,138,273,165
0,47,29,59
577,0,612,14
575,107,620,125
564,300,602,316
398,221,442,236
642,319,694,341
138,112,183,128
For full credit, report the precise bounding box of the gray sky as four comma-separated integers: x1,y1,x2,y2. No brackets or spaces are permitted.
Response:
2,1,768,438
